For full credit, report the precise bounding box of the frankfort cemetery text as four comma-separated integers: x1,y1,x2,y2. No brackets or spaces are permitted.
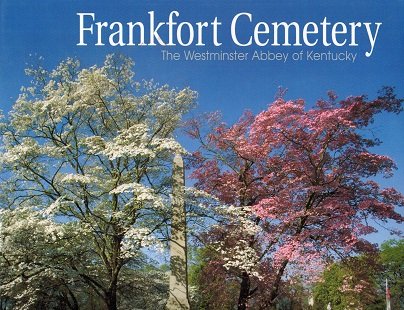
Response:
77,11,382,57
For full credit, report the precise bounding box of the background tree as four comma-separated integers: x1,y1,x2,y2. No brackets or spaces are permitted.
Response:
188,245,241,310
313,255,384,310
379,239,404,309
0,54,196,310
187,88,403,309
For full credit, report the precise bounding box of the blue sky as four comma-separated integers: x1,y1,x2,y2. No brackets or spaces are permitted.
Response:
0,0,403,243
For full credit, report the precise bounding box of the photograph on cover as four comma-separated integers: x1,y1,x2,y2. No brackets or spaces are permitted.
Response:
0,1,402,309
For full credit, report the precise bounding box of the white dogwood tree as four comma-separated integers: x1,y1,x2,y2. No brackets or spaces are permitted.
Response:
0,54,196,310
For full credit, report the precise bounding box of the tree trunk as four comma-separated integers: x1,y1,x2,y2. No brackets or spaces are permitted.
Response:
237,271,251,310
166,154,190,310
105,242,121,310
65,286,79,310
267,259,289,307
105,283,118,310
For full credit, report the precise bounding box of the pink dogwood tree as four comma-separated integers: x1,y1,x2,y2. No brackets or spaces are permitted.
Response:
187,87,403,309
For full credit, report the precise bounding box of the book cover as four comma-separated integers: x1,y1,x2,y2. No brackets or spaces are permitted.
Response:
0,1,402,309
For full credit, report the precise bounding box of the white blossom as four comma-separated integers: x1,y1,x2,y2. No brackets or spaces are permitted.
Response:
60,173,94,184
101,124,155,160
120,227,163,259
220,239,260,278
42,196,66,216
